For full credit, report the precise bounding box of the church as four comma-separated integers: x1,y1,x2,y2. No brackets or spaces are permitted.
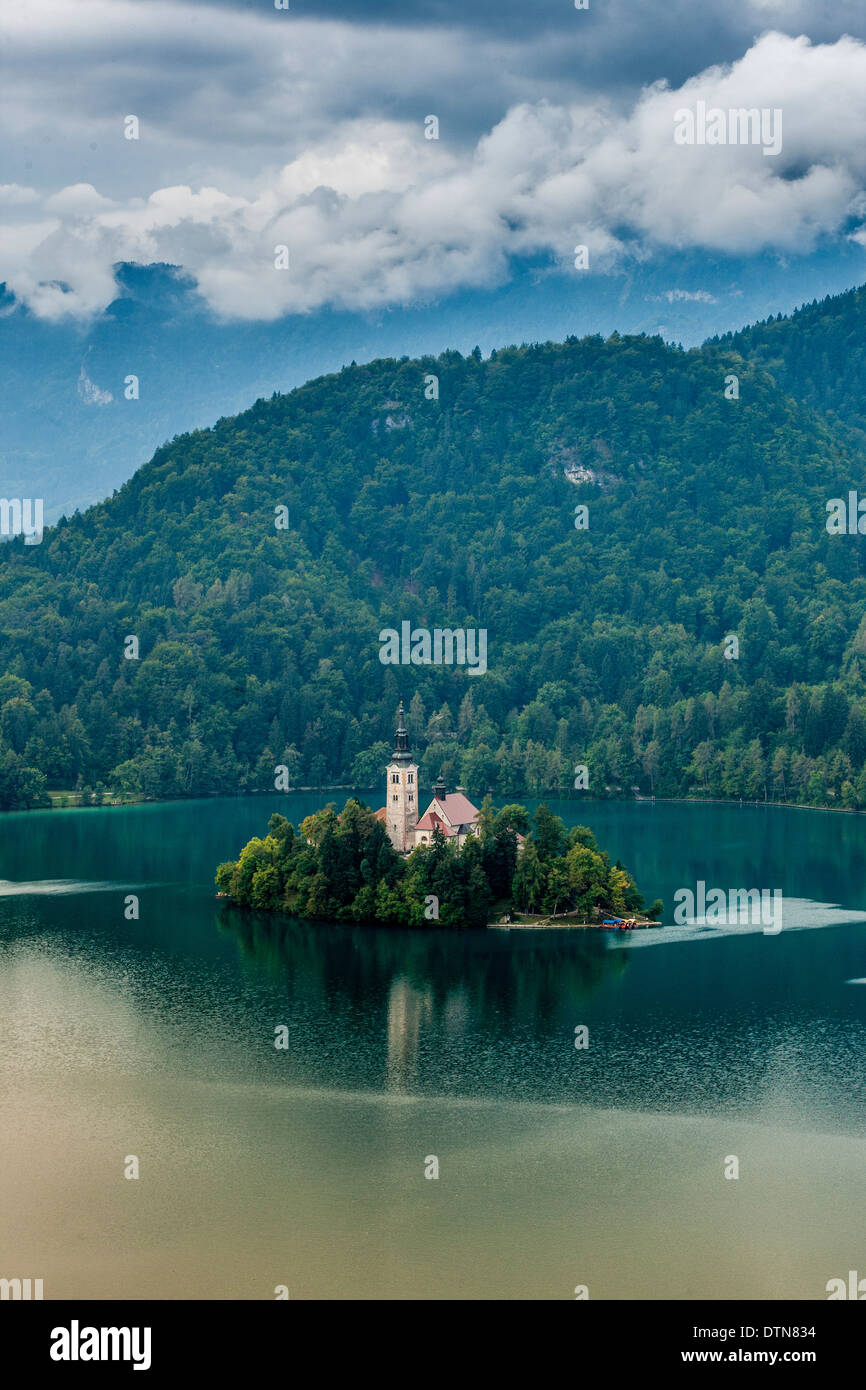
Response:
374,702,481,853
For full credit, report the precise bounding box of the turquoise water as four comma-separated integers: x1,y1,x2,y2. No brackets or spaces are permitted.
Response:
1,795,864,1299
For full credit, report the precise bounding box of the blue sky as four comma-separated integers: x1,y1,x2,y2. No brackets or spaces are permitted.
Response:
2,0,866,335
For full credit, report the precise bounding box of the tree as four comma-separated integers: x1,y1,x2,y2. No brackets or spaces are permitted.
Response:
771,746,788,800
251,865,282,911
476,793,496,841
544,862,571,916
512,838,545,912
465,861,492,928
215,862,235,894
4,326,859,820
407,692,426,742
843,706,866,766
533,803,566,861
687,740,715,791
218,795,656,928
110,759,142,798
642,740,661,794
743,739,767,801
564,843,609,918
351,742,390,787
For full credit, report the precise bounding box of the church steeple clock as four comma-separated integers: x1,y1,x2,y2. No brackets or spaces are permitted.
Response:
385,701,419,853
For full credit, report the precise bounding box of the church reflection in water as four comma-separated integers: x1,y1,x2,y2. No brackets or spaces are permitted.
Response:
385,975,432,1092
217,900,625,1096
385,974,474,1092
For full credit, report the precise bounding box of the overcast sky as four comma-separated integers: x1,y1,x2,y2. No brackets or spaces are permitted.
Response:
2,0,866,320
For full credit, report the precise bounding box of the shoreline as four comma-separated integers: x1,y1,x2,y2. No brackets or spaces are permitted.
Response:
489,920,663,932
216,894,662,933
15,787,866,820
642,794,865,816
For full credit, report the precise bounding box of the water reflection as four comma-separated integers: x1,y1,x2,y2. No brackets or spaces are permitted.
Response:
218,905,627,1042
3,798,866,1298
386,976,434,1092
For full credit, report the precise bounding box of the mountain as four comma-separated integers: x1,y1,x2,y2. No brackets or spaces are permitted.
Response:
3,248,865,520
721,282,866,439
2,312,866,813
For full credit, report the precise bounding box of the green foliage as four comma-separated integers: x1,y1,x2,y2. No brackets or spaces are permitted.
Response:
4,315,866,811
0,750,49,811
719,283,866,438
216,797,652,927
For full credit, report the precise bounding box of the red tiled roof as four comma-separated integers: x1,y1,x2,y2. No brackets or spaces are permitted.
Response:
373,806,387,821
435,793,479,825
415,811,457,836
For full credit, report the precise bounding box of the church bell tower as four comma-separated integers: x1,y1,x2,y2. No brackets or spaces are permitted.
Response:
386,701,419,853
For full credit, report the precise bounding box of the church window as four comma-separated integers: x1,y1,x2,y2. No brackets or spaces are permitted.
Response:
408,772,414,784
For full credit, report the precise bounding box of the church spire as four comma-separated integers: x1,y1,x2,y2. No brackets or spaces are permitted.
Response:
392,700,412,764
385,701,418,853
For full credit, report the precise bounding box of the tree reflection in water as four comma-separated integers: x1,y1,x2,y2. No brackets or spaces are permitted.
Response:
217,906,629,1092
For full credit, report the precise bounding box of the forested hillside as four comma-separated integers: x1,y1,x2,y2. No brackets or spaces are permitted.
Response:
720,283,866,439
4,253,850,520
3,306,866,812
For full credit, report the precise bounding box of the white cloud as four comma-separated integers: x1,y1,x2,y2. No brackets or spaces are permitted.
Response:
4,31,866,320
77,365,114,405
0,185,39,206
44,184,116,215
662,290,718,303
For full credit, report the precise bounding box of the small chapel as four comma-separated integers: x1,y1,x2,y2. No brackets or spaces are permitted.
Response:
374,702,481,854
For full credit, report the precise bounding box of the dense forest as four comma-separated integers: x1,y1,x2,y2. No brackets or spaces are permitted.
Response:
216,798,659,928
720,282,866,440
3,286,866,812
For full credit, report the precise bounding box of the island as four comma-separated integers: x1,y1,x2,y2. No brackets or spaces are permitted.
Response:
216,712,661,929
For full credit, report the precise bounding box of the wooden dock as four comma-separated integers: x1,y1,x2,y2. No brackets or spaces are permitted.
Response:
489,916,663,931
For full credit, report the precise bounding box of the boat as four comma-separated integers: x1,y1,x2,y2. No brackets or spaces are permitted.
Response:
601,917,663,930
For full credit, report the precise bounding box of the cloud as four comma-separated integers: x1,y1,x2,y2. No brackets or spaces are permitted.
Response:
4,31,866,321
9,0,866,189
0,185,39,206
44,184,117,216
77,365,114,405
662,290,718,303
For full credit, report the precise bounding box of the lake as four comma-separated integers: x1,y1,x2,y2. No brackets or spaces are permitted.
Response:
1,794,864,1300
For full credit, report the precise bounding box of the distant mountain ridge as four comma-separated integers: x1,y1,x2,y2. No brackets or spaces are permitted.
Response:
719,282,866,437
2,249,865,519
